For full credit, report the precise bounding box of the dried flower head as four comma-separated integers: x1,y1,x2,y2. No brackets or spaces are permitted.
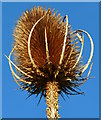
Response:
6,6,94,118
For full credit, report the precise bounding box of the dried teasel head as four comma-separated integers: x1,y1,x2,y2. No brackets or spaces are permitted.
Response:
6,6,94,118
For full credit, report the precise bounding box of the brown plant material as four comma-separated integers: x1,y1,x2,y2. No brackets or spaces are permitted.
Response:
6,6,94,118
46,81,60,118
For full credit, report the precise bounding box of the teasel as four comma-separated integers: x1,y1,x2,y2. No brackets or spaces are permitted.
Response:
5,6,94,118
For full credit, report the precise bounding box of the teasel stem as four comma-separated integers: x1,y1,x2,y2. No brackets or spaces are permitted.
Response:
46,81,60,119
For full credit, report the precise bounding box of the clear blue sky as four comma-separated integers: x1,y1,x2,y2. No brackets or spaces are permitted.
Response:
2,2,99,118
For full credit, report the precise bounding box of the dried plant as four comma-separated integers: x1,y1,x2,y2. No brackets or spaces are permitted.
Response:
6,6,94,118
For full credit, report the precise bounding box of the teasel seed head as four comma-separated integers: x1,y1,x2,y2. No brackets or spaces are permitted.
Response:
6,6,94,118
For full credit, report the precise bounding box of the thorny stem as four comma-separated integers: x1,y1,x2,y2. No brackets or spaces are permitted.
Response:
46,81,60,119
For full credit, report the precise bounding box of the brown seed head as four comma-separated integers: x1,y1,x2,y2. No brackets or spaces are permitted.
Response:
7,6,94,101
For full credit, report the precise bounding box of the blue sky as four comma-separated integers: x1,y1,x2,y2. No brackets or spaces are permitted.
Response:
2,2,99,118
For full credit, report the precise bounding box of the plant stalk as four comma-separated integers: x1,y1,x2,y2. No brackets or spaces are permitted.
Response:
46,81,60,119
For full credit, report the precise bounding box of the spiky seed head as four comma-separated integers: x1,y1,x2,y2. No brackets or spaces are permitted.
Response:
11,6,93,100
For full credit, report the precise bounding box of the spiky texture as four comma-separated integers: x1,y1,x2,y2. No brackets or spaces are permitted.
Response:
46,81,60,118
13,6,82,96
7,6,94,118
